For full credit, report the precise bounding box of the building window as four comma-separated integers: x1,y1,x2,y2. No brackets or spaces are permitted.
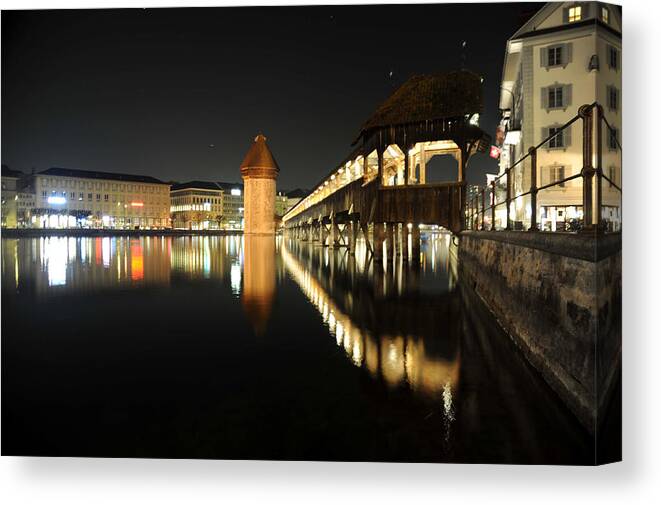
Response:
548,46,563,66
104,194,109,201
549,127,564,148
568,6,582,23
608,166,616,187
549,165,566,187
608,86,619,111
608,45,619,70
79,192,83,201
602,7,609,24
608,128,620,150
96,194,101,201
88,193,92,201
42,191,47,198
548,86,563,108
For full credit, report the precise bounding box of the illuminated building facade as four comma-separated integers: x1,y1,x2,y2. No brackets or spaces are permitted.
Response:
1,166,23,228
275,189,308,219
216,182,245,230
498,2,621,231
170,181,224,229
26,167,170,229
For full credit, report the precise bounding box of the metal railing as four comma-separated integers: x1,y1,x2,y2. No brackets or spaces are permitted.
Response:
467,103,622,233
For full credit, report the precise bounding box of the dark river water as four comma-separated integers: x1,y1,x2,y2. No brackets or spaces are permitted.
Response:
1,234,594,463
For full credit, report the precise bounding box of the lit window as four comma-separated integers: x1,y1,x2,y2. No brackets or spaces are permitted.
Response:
568,6,582,23
602,7,609,24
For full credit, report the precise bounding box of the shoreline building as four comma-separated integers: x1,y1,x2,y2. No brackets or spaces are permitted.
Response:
275,189,309,220
24,167,171,229
1,166,24,228
497,2,621,231
240,134,280,235
216,182,245,230
170,181,224,229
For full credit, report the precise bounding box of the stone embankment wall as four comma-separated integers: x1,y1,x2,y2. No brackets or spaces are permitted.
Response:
458,231,621,434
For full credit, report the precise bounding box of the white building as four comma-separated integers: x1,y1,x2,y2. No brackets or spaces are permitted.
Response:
216,182,245,230
28,167,171,229
170,181,224,229
498,2,621,231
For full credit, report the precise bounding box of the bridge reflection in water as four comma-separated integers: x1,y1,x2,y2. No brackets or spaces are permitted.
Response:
282,234,461,442
281,233,592,463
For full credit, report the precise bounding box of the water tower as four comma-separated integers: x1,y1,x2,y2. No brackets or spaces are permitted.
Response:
240,134,280,234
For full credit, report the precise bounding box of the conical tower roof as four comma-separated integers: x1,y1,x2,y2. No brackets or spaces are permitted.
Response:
240,134,280,173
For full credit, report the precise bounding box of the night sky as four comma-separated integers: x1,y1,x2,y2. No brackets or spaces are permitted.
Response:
2,3,543,190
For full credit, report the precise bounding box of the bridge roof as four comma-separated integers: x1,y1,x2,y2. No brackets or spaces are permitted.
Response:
354,70,483,143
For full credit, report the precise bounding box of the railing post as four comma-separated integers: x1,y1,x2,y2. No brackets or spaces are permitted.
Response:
596,104,604,232
579,104,595,231
505,169,512,230
481,189,486,230
403,148,410,186
491,180,496,230
529,146,537,231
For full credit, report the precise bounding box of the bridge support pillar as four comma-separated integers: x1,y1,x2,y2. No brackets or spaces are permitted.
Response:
348,221,358,255
411,224,421,264
329,220,336,248
360,222,372,254
395,224,402,257
402,224,409,261
373,222,385,262
320,223,329,247
332,220,343,248
386,223,395,262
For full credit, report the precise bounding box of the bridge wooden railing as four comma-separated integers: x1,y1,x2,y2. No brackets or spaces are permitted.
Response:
467,103,621,234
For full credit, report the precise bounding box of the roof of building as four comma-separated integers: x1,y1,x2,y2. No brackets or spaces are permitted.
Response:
511,2,621,40
215,181,244,191
1,165,24,179
357,70,483,135
38,167,167,185
285,188,310,199
240,134,280,172
170,180,222,192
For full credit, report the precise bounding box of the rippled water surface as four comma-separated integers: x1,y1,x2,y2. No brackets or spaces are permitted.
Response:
1,234,592,463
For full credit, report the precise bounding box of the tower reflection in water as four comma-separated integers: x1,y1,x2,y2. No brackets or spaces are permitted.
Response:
241,235,276,335
281,233,461,435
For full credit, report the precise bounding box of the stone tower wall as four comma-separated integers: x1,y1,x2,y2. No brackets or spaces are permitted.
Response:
244,176,276,234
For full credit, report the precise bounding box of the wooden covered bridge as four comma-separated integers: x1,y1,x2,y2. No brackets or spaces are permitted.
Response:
282,70,490,262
